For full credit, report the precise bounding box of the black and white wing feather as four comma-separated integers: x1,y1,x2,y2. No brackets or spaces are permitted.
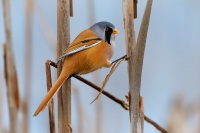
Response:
57,40,101,61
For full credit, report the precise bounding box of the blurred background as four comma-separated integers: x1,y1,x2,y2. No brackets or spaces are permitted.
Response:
0,0,200,133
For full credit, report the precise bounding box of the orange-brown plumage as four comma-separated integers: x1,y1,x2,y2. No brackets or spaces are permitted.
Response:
33,21,119,116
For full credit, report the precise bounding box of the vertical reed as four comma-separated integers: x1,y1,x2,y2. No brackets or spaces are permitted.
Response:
2,0,20,133
46,61,56,133
57,0,71,133
122,0,138,132
123,0,153,132
133,0,153,131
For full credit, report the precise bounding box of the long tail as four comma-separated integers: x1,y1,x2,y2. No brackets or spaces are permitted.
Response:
33,69,70,116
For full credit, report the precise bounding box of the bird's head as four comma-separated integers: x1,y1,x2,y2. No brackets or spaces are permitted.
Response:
91,21,119,45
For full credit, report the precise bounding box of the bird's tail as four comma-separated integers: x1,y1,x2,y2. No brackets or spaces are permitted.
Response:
33,69,70,116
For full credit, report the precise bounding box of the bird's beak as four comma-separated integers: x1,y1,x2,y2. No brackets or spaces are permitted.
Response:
112,28,119,34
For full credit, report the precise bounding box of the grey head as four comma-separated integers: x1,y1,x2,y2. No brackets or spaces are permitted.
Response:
90,21,119,45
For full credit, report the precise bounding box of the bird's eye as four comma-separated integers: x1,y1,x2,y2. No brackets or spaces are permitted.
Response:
105,27,108,31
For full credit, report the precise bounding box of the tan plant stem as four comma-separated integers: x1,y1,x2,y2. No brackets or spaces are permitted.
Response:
57,0,71,132
46,61,56,133
2,0,20,132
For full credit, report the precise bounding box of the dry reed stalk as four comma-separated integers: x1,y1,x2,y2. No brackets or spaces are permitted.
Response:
139,96,144,133
122,0,138,132
57,0,71,133
2,0,20,132
132,0,153,131
123,0,153,132
23,0,33,133
46,61,56,133
47,60,168,133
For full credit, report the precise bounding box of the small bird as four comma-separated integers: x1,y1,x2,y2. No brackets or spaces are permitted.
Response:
33,21,119,116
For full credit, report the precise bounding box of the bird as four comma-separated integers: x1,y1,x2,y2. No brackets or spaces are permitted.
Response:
33,21,119,116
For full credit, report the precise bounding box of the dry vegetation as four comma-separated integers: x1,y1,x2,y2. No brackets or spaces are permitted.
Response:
166,96,200,133
1,0,198,133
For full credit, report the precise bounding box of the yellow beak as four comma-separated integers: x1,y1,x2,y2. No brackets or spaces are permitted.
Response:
112,28,119,34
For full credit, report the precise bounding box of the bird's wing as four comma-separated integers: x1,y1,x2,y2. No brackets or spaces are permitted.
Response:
57,38,101,61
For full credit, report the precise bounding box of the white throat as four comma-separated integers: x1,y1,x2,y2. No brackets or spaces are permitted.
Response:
110,34,116,49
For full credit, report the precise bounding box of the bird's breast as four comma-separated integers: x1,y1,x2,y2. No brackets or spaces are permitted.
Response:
64,41,115,75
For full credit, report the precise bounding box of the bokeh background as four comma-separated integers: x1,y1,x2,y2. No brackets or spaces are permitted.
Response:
0,0,200,133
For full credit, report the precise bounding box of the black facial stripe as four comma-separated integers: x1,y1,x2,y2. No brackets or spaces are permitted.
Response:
105,27,113,45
